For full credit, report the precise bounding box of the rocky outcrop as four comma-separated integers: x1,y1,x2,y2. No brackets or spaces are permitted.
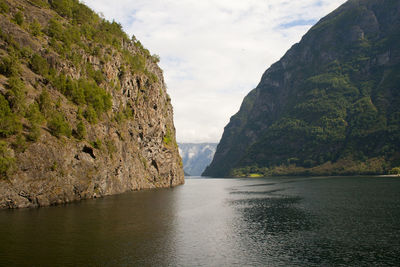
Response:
0,0,183,208
204,0,400,177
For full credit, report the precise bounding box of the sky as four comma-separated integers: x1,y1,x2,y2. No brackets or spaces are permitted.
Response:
84,0,347,143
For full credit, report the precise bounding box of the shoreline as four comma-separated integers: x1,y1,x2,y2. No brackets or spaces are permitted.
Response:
201,174,400,179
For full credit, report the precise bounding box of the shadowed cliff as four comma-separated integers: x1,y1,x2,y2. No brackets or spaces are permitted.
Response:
204,0,400,177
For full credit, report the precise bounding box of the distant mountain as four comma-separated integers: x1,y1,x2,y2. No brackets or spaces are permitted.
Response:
179,143,217,176
203,0,400,177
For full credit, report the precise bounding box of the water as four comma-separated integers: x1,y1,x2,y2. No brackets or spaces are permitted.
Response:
0,176,399,266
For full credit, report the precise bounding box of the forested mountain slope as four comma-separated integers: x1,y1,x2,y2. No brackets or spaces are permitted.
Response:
204,0,400,177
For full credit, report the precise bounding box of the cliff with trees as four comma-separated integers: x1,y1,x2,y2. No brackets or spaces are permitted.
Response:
204,0,400,177
0,0,184,208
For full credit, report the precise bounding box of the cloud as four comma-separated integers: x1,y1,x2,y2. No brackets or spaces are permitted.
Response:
84,0,347,143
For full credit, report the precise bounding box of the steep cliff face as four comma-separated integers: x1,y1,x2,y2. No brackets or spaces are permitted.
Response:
0,0,184,208
204,0,400,177
178,143,217,176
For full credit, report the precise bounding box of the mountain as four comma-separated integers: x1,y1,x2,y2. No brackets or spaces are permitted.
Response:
178,143,217,176
0,0,184,208
203,0,400,177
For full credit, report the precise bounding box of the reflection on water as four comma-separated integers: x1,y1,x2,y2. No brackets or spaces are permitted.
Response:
0,176,399,266
0,188,180,266
232,196,314,234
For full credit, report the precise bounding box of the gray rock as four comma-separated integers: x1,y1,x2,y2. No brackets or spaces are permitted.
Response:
0,0,184,209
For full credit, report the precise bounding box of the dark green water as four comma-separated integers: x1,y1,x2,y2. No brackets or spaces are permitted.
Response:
0,176,399,266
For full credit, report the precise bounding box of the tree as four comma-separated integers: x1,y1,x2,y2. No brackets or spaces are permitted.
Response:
14,11,24,26
0,94,21,137
30,54,49,75
0,141,15,179
47,112,71,138
76,120,86,140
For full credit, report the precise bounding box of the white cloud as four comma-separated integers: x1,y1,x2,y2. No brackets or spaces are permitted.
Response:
84,0,347,143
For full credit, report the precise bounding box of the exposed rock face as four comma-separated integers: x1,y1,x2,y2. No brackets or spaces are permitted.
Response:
178,143,217,176
204,0,400,177
0,0,184,208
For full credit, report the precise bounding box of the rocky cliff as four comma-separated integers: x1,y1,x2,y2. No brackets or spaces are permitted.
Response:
178,143,217,176
0,0,184,208
204,0,400,177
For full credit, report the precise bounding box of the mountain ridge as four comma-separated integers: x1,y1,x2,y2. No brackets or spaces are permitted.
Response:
178,143,217,176
204,0,400,177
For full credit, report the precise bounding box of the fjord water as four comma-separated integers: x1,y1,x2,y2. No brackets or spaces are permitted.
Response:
0,177,399,266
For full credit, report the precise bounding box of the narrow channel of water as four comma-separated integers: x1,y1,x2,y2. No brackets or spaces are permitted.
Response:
0,176,399,266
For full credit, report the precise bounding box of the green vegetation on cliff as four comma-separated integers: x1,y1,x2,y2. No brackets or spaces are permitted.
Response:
204,0,400,177
0,0,173,179
0,0,183,208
